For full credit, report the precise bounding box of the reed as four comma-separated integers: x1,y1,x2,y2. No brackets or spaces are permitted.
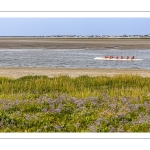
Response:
0,74,150,132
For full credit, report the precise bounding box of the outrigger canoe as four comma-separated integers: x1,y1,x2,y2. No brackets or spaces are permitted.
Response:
94,57,143,61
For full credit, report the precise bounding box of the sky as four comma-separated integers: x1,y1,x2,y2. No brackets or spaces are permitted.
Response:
0,18,150,36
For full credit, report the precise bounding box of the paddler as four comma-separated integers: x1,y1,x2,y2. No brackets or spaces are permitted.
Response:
131,56,135,59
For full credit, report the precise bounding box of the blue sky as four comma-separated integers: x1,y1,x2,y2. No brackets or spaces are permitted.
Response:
0,18,150,36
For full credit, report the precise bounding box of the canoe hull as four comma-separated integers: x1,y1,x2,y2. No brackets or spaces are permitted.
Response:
94,57,143,61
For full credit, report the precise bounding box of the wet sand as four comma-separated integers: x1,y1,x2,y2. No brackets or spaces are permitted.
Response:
1,38,150,49
0,67,150,79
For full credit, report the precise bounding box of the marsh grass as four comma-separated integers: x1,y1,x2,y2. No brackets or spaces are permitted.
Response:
0,74,150,132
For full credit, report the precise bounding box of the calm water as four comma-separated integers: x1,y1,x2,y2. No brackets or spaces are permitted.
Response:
0,49,150,69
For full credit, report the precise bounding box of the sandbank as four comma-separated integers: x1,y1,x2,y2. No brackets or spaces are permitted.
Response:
0,67,150,79
0,38,150,49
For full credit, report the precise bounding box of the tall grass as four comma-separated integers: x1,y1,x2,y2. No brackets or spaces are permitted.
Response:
0,74,150,132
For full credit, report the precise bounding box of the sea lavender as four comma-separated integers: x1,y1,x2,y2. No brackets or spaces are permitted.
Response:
51,108,61,114
88,124,96,132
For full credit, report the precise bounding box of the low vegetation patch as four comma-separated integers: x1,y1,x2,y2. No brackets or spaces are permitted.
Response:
0,74,150,132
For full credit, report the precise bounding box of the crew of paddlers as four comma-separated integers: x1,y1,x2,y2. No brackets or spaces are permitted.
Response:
105,55,135,59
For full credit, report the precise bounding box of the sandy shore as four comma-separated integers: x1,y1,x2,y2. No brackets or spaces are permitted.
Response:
1,38,150,49
0,67,150,79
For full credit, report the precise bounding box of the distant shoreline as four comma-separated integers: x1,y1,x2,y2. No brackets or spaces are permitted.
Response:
1,38,150,49
0,67,150,79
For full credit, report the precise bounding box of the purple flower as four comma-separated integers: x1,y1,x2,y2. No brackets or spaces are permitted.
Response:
56,96,66,103
109,126,116,132
55,125,61,131
88,125,96,132
101,93,108,99
42,108,49,112
117,126,124,132
121,98,128,104
25,114,30,120
70,97,78,103
94,117,103,126
45,98,53,104
75,100,85,107
52,108,61,113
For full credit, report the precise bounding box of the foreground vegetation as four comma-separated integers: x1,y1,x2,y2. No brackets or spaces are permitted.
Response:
0,74,150,132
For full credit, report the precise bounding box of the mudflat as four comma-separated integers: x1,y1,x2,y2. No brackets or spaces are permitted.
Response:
0,67,150,79
1,38,150,49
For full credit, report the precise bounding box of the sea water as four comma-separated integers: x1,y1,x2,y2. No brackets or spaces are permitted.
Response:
0,49,150,69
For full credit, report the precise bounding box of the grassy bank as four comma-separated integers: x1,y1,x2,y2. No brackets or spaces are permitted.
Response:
0,74,150,132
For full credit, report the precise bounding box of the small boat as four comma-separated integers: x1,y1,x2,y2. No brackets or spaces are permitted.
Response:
94,57,143,61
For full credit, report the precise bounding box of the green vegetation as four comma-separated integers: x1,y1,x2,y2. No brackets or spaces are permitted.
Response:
0,74,150,132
